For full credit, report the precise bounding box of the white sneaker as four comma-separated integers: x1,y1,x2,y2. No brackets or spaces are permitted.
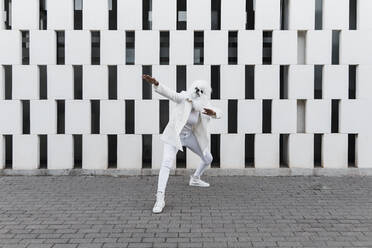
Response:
152,192,165,214
189,175,210,187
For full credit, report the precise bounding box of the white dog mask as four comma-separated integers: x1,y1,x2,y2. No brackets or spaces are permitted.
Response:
186,80,212,112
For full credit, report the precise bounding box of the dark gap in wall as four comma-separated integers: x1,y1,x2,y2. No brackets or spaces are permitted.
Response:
348,134,356,168
91,31,100,65
91,100,100,134
4,135,12,169
57,100,65,134
73,65,83,99
176,147,186,168
126,31,135,65
228,100,237,133
142,65,152,99
331,99,339,133
176,65,187,92
280,65,289,99
159,100,169,134
228,31,238,65
246,0,255,30
280,0,289,30
349,0,357,30
315,0,323,30
142,134,152,168
108,65,117,100
349,65,356,99
125,100,135,134
56,31,65,65
73,134,82,169
4,65,12,100
39,135,47,169
39,0,47,30
245,133,254,168
39,65,47,100
177,0,187,30
211,134,220,168
262,99,272,133
211,0,221,30
21,31,30,65
263,31,272,65
108,135,117,168
211,65,220,99
108,0,117,30
22,100,30,134
314,65,323,99
314,133,322,167
297,99,306,133
4,0,12,30
74,0,83,30
194,31,204,65
160,31,170,65
245,65,254,99
331,30,340,65
142,0,152,30
279,134,289,167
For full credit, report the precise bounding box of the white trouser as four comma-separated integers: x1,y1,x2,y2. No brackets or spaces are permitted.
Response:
157,129,213,193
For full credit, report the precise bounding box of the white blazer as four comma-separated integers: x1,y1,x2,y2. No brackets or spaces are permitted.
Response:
153,83,223,155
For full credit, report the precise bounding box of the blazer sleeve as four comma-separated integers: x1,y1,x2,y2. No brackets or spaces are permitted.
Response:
152,83,185,104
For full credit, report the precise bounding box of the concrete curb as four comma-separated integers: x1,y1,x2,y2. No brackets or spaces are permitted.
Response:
0,168,372,176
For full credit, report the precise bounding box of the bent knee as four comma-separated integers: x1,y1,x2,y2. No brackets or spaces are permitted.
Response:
203,152,213,165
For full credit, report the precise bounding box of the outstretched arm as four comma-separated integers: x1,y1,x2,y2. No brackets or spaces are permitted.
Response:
143,74,184,104
202,102,223,119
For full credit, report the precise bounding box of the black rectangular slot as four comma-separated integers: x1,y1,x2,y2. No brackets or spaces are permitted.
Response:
245,65,254,99
177,0,187,30
160,99,169,134
176,65,187,92
73,65,83,99
109,0,117,30
349,0,357,30
211,0,221,30
314,134,322,167
211,65,220,99
160,31,170,65
228,100,237,133
280,65,288,99
194,31,204,65
315,0,323,30
349,65,356,99
57,100,65,134
39,0,47,30
314,65,323,99
4,0,12,29
73,134,82,169
245,134,254,168
211,134,220,168
279,134,289,168
74,0,83,30
142,0,152,30
21,31,30,65
263,31,272,65
56,31,65,65
246,0,255,30
280,0,289,30
331,99,339,133
348,134,356,168
126,31,135,65
4,135,12,169
262,99,272,133
91,31,100,65
176,146,186,168
4,65,12,100
142,134,152,168
108,135,117,168
108,65,117,100
332,30,340,65
39,135,47,169
22,100,30,134
125,100,135,134
39,65,47,100
142,65,152,99
228,31,238,65
91,100,100,134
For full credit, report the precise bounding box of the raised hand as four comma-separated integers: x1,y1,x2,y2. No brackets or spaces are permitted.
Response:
142,74,159,86
202,108,216,117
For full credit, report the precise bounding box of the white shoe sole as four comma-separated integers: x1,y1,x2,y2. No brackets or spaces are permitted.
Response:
189,182,210,187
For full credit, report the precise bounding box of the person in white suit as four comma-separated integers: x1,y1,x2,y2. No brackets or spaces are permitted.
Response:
142,74,223,214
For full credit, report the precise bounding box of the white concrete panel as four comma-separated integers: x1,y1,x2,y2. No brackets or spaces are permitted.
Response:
0,101,22,134
288,134,314,169
12,0,39,30
322,134,348,168
83,66,108,99
340,30,372,65
100,100,125,134
322,65,348,99
153,134,176,170
306,31,332,65
30,100,57,134
305,100,332,133
255,65,280,99
13,135,39,170
65,31,91,65
153,0,176,30
238,31,262,65
83,0,108,30
47,0,74,30
101,31,125,65
359,100,372,134
220,134,245,169
0,31,22,64
47,65,74,100
170,31,193,65
238,100,262,134
339,100,363,134
357,0,372,30
255,0,281,30
135,100,159,134
30,31,56,65
208,100,228,134
82,135,108,170
0,1,3,30
323,0,349,30
221,0,246,30
12,65,39,100
356,65,372,99
187,0,211,30
288,65,314,99
117,65,142,99
272,31,297,65
220,65,245,99
135,31,159,65
48,135,74,169
117,134,142,169
186,65,211,90
272,100,297,134
118,0,142,30
288,0,315,30
204,31,228,65
152,65,177,100
255,134,279,168
356,132,372,168
65,100,91,134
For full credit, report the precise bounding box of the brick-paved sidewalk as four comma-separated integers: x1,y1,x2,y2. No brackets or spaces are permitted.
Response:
0,175,371,248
